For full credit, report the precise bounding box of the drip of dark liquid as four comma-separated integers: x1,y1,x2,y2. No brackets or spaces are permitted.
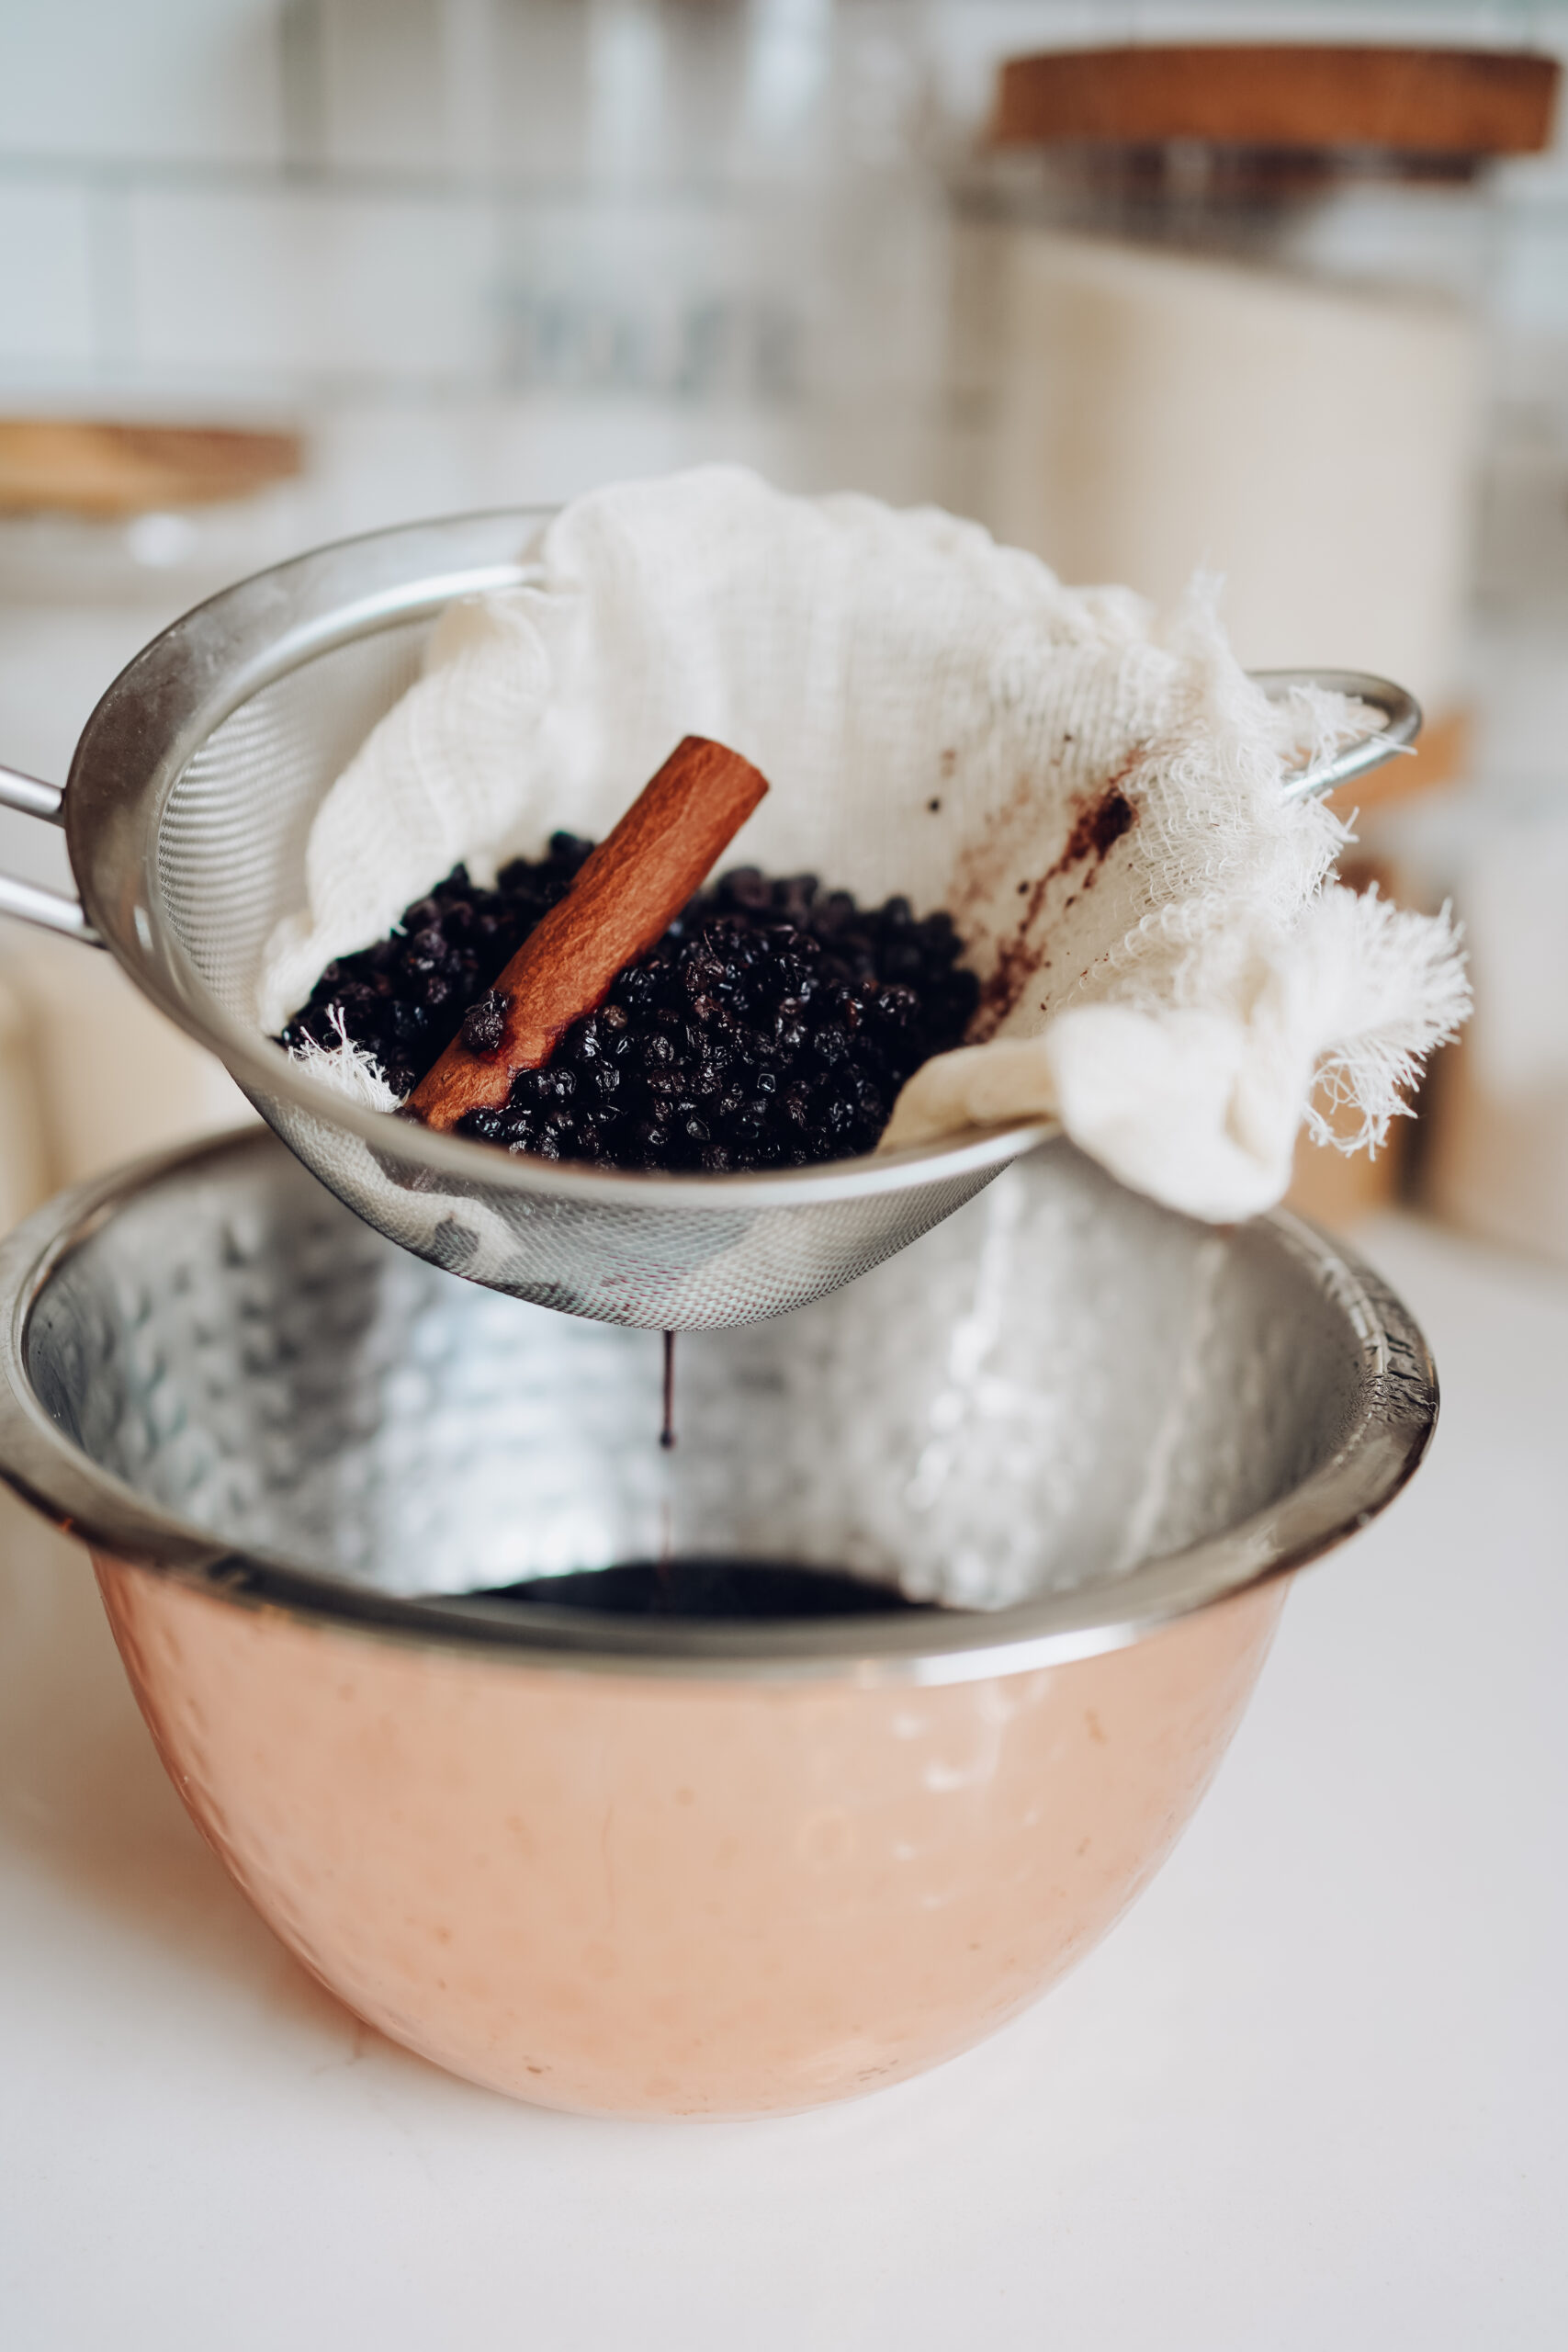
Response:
468,1558,939,1621
547,1332,933,1615
657,1329,678,1585
660,1329,677,1451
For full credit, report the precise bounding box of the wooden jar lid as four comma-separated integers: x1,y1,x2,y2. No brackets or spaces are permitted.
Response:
992,44,1560,157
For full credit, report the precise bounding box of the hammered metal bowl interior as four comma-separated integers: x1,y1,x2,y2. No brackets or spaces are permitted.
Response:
62,510,1046,1330
0,1127,1436,1666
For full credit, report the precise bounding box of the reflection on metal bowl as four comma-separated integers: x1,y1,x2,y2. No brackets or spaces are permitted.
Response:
0,1129,1435,2116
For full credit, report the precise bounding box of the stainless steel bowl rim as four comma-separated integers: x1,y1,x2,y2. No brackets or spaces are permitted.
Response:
0,1130,1438,1688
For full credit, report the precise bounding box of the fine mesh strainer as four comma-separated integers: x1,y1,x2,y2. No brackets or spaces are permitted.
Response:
0,509,1420,1329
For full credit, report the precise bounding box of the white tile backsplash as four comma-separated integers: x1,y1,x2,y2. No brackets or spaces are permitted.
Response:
0,0,285,169
129,184,502,390
0,0,1564,515
0,181,98,373
292,384,946,539
489,0,598,182
316,0,452,175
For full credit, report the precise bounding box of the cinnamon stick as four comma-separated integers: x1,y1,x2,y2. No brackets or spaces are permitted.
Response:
405,735,769,1134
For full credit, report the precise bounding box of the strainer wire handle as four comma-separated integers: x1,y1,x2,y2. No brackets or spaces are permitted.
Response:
0,763,102,945
1258,670,1424,803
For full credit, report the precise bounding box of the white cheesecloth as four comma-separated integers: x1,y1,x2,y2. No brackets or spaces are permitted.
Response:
258,466,1468,1222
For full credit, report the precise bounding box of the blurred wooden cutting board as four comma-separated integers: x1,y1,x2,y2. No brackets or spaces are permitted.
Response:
0,419,301,516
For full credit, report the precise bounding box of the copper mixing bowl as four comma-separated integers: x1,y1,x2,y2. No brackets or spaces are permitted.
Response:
0,1128,1434,2116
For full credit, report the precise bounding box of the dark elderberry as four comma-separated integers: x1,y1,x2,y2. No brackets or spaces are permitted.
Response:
458,989,508,1054
280,850,978,1174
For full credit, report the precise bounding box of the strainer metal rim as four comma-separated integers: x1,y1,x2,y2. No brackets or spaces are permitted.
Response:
0,1128,1438,1689
60,503,1057,1210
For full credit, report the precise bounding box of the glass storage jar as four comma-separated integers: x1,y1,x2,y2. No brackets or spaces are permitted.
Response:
952,39,1559,776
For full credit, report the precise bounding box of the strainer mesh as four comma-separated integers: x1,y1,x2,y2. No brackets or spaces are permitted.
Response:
157,622,429,1019
143,605,1007,1328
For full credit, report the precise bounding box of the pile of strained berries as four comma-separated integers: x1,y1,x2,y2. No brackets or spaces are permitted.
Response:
280,837,978,1173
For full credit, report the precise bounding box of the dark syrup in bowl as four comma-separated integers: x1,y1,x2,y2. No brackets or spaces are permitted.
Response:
468,1559,941,1621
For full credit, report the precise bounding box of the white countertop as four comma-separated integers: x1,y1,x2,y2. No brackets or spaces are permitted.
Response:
2,1210,1564,2350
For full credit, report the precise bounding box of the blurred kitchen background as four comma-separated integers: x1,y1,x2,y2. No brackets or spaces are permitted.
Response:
2,0,1567,1251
